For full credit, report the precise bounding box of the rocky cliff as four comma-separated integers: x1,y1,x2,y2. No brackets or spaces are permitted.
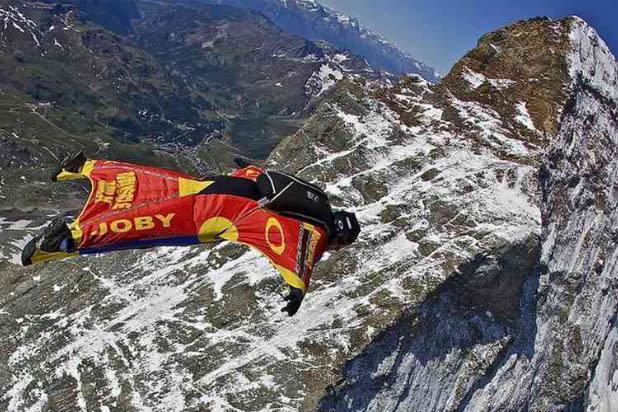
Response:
316,16,618,412
0,13,616,412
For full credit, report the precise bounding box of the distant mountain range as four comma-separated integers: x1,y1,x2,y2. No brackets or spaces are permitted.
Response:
61,0,440,82
132,2,380,158
34,0,441,82
0,0,379,175
180,0,441,82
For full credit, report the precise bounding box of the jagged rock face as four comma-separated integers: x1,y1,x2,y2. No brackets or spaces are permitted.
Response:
469,20,618,409
0,14,616,412
318,239,541,412
442,17,571,138
530,73,617,412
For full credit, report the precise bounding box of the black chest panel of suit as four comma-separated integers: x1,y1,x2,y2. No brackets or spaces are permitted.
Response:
198,176,262,201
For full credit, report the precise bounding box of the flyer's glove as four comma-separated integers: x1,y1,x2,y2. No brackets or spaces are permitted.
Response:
281,286,304,317
51,151,86,182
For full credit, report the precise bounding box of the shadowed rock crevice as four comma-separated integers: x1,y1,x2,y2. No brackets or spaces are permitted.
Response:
317,237,541,412
455,266,541,412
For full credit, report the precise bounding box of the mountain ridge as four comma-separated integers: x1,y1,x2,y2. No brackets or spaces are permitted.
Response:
135,0,441,82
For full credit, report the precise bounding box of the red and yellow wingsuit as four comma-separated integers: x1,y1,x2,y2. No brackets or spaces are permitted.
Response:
31,159,329,294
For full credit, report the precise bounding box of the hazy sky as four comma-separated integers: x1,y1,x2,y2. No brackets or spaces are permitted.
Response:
319,0,618,75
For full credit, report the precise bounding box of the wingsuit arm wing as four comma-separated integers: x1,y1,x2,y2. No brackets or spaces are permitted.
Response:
227,165,330,315
227,210,329,316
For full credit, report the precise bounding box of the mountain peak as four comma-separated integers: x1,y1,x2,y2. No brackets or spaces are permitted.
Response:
440,16,616,142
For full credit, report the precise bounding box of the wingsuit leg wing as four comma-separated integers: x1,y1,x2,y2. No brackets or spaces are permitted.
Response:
25,157,205,265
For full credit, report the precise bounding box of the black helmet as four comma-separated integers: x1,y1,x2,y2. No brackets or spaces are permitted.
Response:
328,211,360,248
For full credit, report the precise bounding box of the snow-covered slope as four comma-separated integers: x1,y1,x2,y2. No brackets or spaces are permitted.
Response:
0,4,44,50
0,15,616,412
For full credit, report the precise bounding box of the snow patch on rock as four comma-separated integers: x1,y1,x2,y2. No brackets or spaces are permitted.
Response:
305,64,344,97
514,101,541,133
462,67,516,90
451,96,530,156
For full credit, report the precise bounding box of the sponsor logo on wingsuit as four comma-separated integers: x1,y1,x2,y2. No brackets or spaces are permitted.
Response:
305,225,320,267
265,217,286,255
91,213,176,236
94,172,136,209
